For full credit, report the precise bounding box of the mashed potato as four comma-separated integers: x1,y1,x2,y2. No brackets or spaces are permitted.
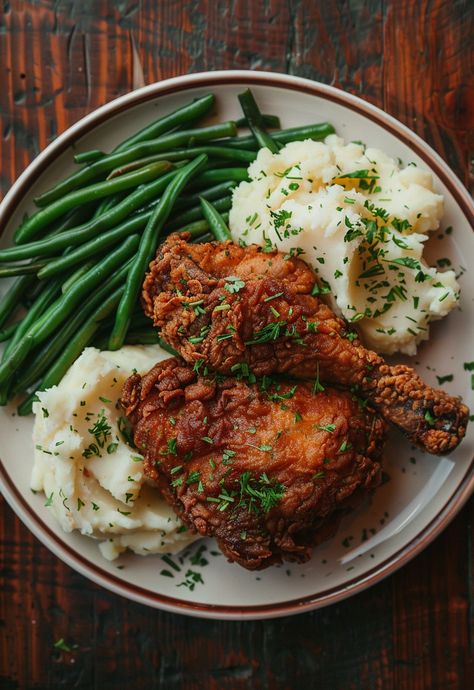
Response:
31,346,199,560
229,135,459,354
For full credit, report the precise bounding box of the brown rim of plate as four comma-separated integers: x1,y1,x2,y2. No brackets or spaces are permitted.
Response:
0,70,473,619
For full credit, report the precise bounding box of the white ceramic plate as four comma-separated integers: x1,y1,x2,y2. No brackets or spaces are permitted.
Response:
0,71,473,620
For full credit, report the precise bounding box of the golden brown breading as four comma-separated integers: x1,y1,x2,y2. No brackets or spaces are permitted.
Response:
142,235,469,455
121,357,385,570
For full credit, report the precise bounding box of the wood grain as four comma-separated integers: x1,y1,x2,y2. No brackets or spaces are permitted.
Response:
0,1,473,688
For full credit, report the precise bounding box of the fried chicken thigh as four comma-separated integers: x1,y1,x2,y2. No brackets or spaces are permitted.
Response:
121,357,385,569
142,236,469,455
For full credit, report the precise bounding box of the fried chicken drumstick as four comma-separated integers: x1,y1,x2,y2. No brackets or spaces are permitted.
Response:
121,357,385,569
142,235,469,455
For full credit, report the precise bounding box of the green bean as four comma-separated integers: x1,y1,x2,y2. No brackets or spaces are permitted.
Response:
34,121,236,207
0,261,48,278
157,338,179,356
17,285,125,415
16,392,37,415
140,180,236,216
176,180,237,210
191,232,214,244
123,311,151,331
238,89,279,154
97,308,151,335
108,153,208,350
92,194,122,218
0,235,139,386
0,275,36,329
202,160,247,171
236,114,281,129
112,93,215,153
13,261,133,394
0,321,20,343
2,278,62,361
47,204,98,238
15,161,173,244
116,328,157,346
61,261,95,293
222,122,336,150
107,146,255,178
95,327,161,349
169,218,211,238
38,212,147,279
20,279,45,306
74,149,105,164
199,197,232,242
0,170,181,262
18,283,128,415
0,386,9,405
166,196,232,231
171,212,230,238
121,329,161,345
187,168,249,191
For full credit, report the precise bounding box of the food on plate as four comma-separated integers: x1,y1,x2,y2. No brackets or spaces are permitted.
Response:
0,89,334,415
142,235,468,455
0,87,468,573
31,346,198,560
121,357,386,570
229,136,459,354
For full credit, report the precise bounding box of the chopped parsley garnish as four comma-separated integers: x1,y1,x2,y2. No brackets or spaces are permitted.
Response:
264,291,284,302
53,638,74,652
186,470,201,485
224,276,245,293
117,415,134,446
82,412,113,458
311,279,331,295
315,423,336,433
238,471,285,514
385,256,421,270
270,208,292,239
338,440,352,453
312,363,325,394
424,410,436,426
163,438,178,455
245,320,286,345
177,569,204,592
247,443,272,452
436,374,453,385
162,554,181,572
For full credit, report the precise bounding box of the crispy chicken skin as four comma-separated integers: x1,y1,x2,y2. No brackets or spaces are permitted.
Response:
142,235,469,455
121,357,385,570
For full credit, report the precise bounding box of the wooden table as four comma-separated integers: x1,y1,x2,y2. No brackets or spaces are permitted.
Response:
0,2,472,688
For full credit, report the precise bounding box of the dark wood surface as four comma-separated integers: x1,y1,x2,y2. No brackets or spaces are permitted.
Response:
0,1,473,688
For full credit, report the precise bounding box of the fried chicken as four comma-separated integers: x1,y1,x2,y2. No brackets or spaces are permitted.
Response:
142,235,469,455
121,357,385,570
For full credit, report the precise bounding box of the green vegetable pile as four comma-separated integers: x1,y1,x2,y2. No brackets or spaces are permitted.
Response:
0,89,335,415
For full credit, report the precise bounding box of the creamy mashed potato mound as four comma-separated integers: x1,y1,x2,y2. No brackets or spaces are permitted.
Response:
31,345,199,560
229,135,459,354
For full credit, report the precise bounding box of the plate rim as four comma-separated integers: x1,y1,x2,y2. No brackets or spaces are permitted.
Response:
0,69,473,620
